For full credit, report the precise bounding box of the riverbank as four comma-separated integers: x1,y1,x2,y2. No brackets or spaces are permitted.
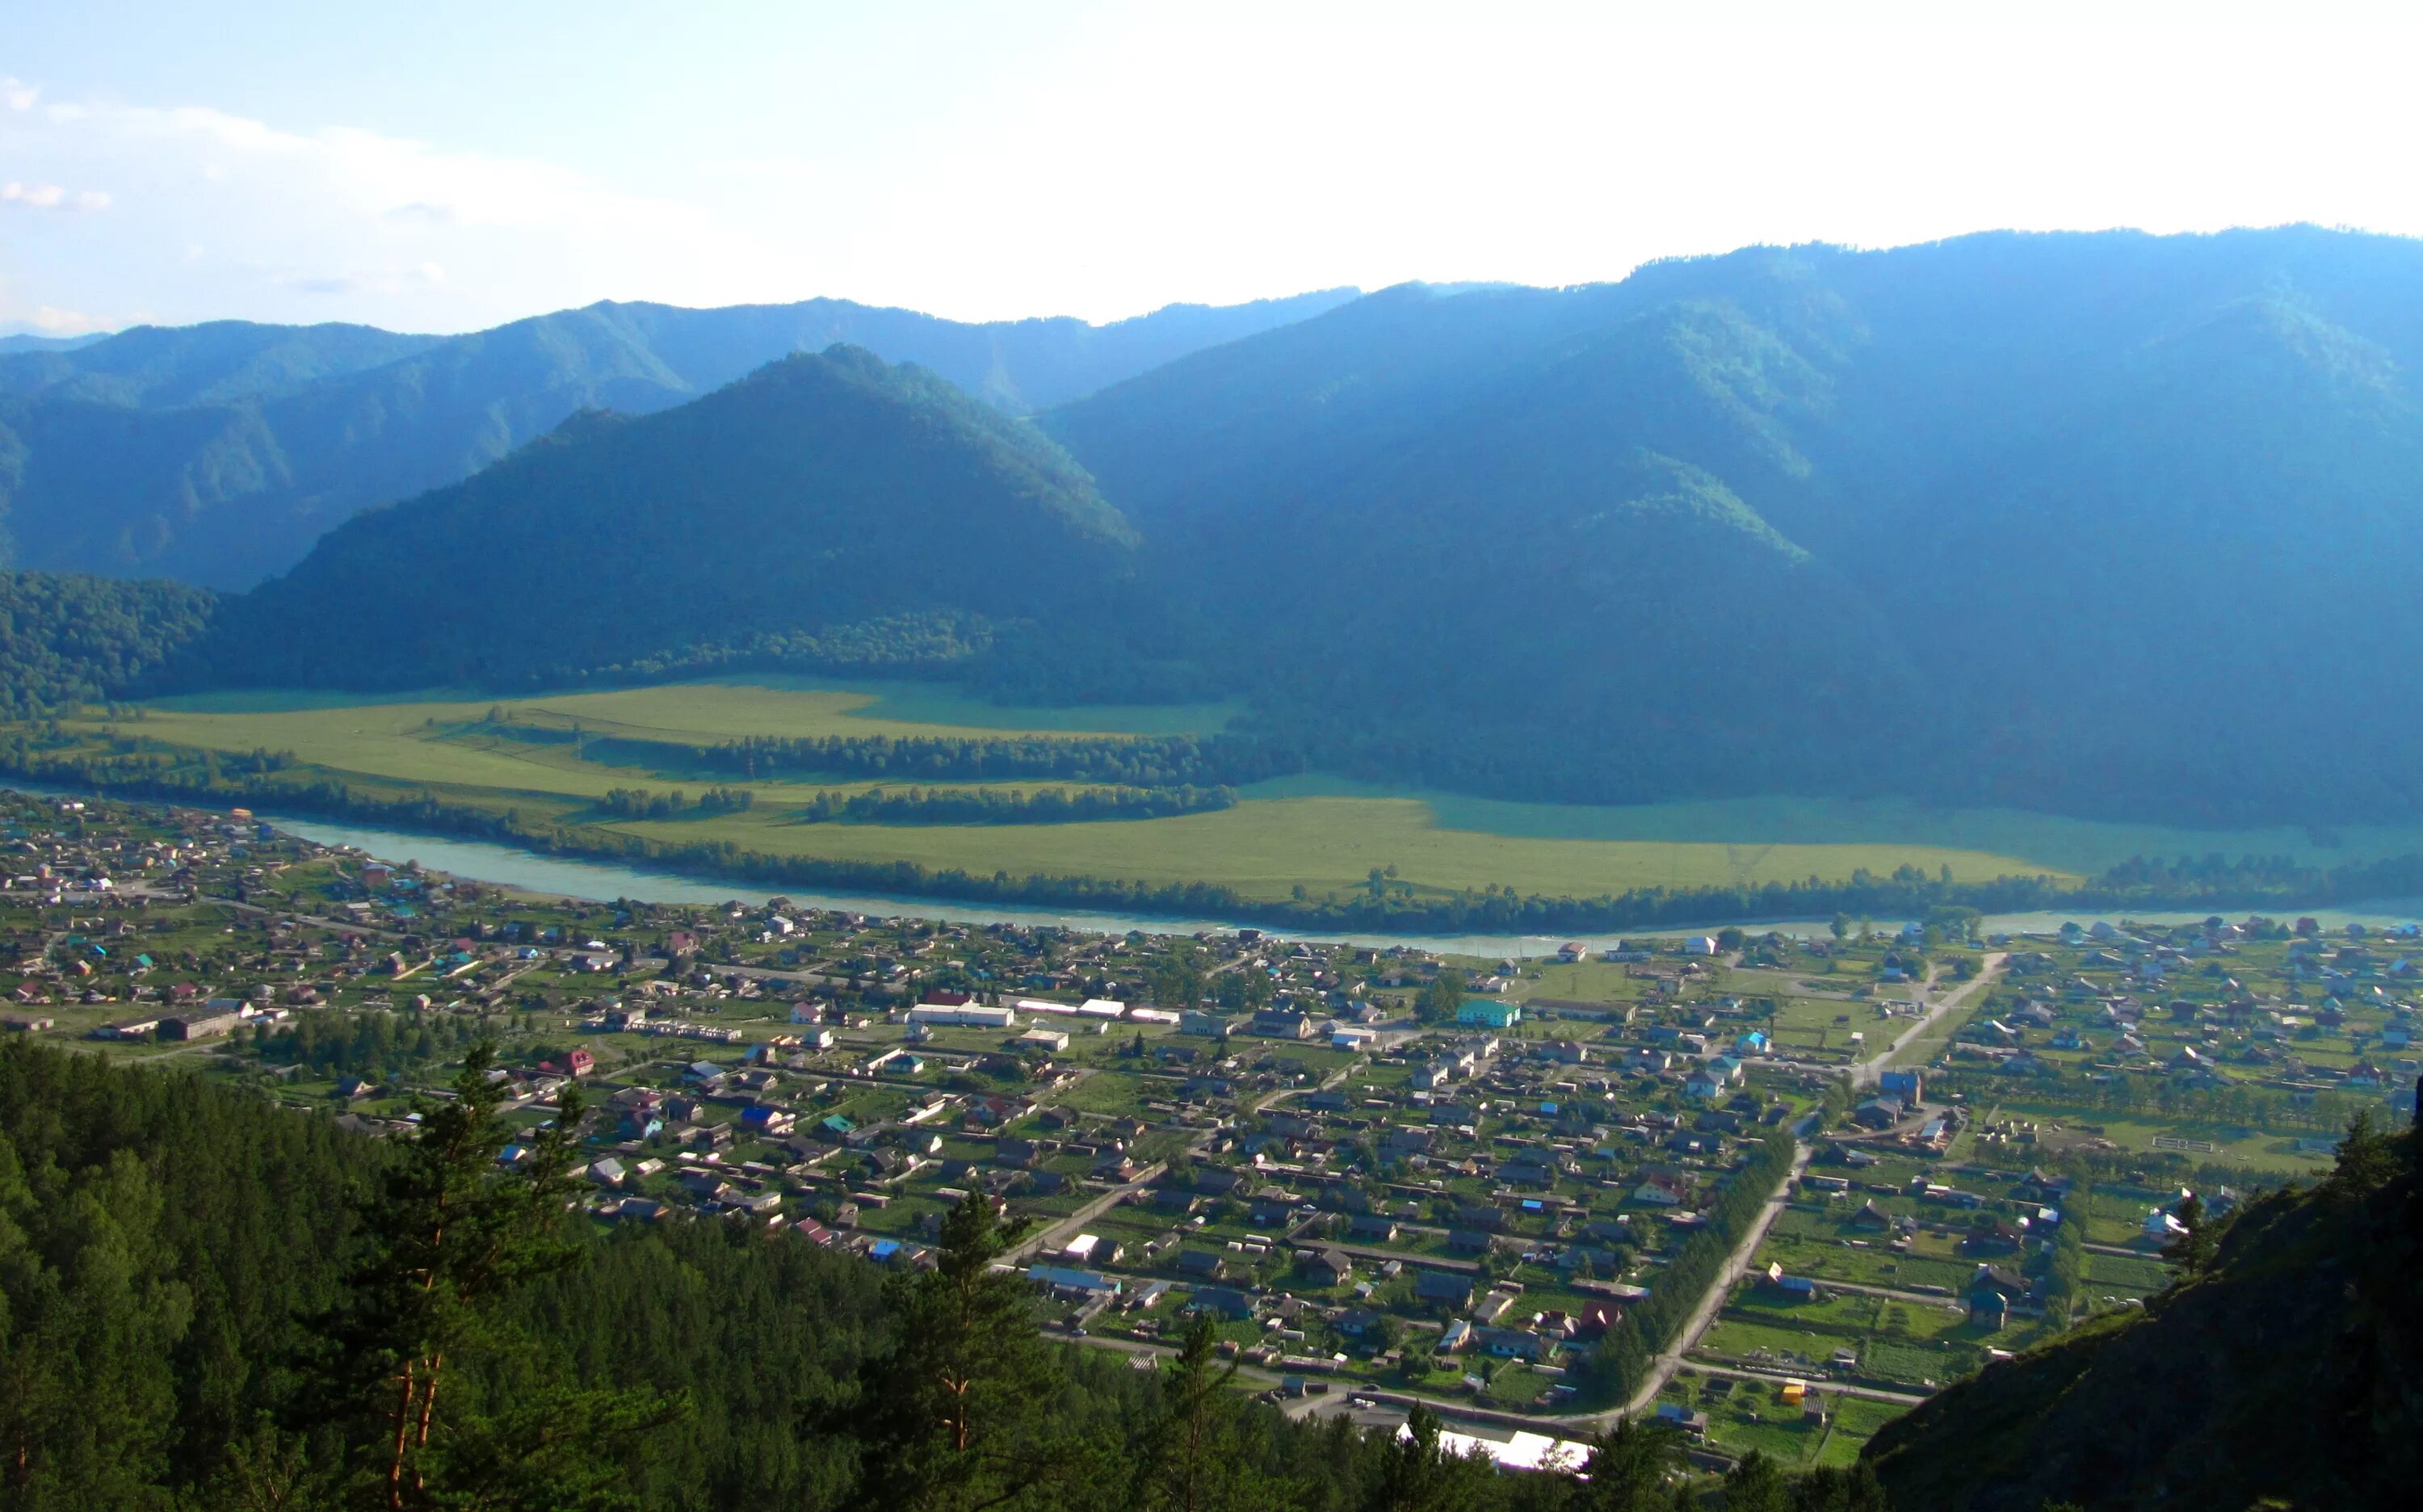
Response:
12,750,2423,947
6,783,2398,959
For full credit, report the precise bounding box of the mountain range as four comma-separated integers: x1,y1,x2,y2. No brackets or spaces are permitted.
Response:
1040,226,2423,821
195,346,1138,689
11,225,2423,825
0,288,1355,589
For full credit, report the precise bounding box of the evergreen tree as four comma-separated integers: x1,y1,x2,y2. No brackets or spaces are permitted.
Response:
2320,1108,2402,1203
1789,1463,1890,1512
862,1192,1072,1512
1572,1414,1682,1511
1723,1451,1791,1512
1581,1320,1651,1402
0,1141,194,1508
2161,1194,2216,1277
1358,1405,1489,1512
1132,1317,1285,1512
321,1043,663,1511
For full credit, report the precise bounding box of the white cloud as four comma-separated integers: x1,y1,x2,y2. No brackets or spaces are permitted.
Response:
2,179,109,212
18,304,104,334
1,77,35,111
0,80,794,332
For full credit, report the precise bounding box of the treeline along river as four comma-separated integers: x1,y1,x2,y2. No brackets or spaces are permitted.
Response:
11,738,2423,939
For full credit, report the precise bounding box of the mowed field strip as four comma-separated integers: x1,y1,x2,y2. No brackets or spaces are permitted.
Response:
604,797,2047,901
147,676,1240,740
86,679,2423,903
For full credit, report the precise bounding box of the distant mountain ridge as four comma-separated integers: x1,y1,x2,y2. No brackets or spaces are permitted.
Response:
38,226,2423,826
0,319,443,407
0,288,1356,588
0,331,111,355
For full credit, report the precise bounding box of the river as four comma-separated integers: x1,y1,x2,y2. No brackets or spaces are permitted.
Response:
254,813,2423,958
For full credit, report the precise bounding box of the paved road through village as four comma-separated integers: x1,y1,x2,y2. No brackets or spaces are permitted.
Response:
1027,951,2009,1438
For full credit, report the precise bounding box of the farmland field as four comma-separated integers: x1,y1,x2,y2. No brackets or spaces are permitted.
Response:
1254,775,2423,873
2082,1253,2173,1297
619,799,2052,901
146,675,1241,739
64,678,2423,906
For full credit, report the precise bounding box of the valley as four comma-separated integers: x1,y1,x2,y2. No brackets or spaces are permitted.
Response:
13,12,2423,1507
40,677,2423,919
6,228,2423,1512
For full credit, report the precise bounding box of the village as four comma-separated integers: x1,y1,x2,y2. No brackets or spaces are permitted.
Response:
0,787,2417,1471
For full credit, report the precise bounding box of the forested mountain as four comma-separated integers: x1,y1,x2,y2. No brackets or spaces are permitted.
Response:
41,227,2423,826
1867,1108,2423,1511
0,569,220,716
0,288,1353,588
1040,226,2423,823
190,346,1144,688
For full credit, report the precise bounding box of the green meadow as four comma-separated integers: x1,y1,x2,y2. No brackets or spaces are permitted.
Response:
69,678,2423,906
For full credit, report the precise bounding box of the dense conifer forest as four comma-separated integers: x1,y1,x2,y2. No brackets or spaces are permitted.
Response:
0,571,219,716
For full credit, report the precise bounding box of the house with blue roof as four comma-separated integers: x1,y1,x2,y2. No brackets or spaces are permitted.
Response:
1027,1263,1119,1297
740,1105,795,1136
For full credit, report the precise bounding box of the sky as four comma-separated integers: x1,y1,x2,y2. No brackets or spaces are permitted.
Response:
4,0,2420,337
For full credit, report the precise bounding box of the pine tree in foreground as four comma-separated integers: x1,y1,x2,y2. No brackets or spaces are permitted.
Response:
317,1044,677,1511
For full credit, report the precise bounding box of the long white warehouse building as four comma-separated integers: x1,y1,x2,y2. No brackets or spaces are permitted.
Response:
908,1003,1018,1028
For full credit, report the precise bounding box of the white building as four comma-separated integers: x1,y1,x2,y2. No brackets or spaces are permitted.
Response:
909,1003,1018,1029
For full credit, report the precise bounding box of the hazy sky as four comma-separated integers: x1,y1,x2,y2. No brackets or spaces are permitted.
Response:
4,1,2417,336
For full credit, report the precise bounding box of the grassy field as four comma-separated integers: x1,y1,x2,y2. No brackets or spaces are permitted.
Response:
146,676,1240,737
72,677,2413,906
616,798,2050,903
1980,1102,2332,1178
1254,776,2423,873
